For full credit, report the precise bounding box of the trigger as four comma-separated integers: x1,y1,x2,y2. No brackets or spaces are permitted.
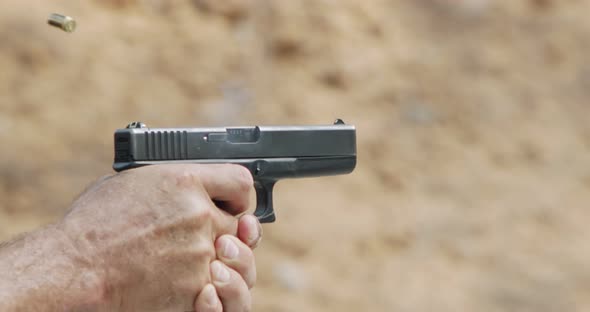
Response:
253,180,276,223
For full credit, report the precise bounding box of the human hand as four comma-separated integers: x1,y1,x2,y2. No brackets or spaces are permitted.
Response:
59,164,256,312
194,214,262,312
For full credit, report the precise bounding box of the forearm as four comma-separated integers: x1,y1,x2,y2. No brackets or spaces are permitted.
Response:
0,223,105,312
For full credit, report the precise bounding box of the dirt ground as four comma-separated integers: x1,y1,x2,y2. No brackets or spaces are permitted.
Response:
1,0,590,311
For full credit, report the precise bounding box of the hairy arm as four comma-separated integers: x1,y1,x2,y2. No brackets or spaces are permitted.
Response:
0,224,105,312
0,164,260,312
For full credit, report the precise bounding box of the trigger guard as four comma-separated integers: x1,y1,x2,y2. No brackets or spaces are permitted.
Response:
253,180,276,223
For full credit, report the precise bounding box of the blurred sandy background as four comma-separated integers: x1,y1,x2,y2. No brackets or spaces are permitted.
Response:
1,0,590,311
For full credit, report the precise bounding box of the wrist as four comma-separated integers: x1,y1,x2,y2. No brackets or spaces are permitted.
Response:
0,223,108,311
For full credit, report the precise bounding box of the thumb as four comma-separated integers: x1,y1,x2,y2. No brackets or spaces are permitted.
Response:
197,164,254,216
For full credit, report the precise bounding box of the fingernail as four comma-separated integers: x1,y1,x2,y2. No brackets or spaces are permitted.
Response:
247,216,262,246
211,261,230,283
220,237,239,259
203,284,217,307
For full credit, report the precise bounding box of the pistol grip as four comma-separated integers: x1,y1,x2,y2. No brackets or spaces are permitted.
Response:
253,179,276,223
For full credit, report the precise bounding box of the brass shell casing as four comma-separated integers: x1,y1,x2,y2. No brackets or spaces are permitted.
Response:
48,13,76,33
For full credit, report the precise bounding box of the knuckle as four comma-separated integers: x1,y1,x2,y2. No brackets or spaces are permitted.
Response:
175,171,203,189
233,165,254,192
215,274,252,311
197,202,216,221
220,280,242,297
151,164,203,188
222,272,248,295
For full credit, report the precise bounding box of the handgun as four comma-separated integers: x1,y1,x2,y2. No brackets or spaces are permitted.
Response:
113,120,356,223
